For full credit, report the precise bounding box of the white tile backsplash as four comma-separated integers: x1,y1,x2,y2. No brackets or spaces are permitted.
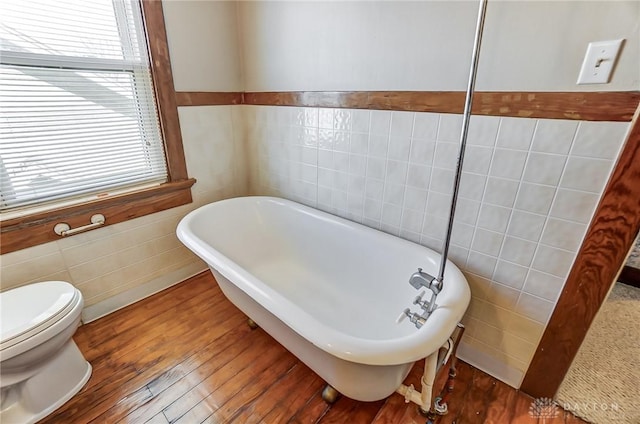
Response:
472,228,505,257
540,218,587,251
571,121,629,160
381,203,402,227
522,152,566,186
466,251,498,279
364,178,384,200
560,156,613,193
351,109,371,133
350,132,369,154
468,115,500,147
516,293,555,324
459,173,487,202
383,182,406,206
490,149,528,180
493,260,529,290
434,142,460,170
430,168,455,193
451,222,475,248
318,108,334,129
438,114,464,142
369,134,390,157
514,183,556,215
401,209,425,234
385,160,409,185
550,189,599,224
523,269,565,301
464,146,494,175
349,154,367,176
507,210,546,242
390,111,415,138
477,204,512,233
406,164,431,189
531,244,576,278
500,236,537,267
425,191,451,218
366,157,387,181
363,197,383,221
455,197,482,225
487,282,521,309
412,113,439,140
483,177,519,207
370,110,392,135
496,117,537,150
531,119,578,155
409,138,436,164
403,186,428,211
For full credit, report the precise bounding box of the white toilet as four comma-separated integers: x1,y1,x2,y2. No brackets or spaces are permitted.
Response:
0,281,92,424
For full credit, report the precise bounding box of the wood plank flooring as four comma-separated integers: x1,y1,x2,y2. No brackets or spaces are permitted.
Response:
41,271,587,424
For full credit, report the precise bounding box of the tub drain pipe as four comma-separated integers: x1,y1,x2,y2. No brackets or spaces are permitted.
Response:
396,352,439,415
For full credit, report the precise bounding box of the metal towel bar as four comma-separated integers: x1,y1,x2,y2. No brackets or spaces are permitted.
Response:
54,214,105,237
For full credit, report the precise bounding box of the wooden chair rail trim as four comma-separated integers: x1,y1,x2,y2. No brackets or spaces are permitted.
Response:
0,179,196,254
176,90,640,122
520,103,640,397
175,91,244,107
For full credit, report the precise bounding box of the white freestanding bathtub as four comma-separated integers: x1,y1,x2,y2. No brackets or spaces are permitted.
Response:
177,196,470,402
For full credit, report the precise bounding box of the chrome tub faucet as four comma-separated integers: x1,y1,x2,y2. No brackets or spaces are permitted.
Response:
409,268,442,295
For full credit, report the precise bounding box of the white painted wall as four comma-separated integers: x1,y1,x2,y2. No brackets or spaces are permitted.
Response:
239,1,640,92
163,0,243,91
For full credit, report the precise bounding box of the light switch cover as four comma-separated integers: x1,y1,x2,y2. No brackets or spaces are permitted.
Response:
576,39,624,85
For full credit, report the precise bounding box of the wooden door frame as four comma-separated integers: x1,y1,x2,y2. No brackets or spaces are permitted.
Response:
521,104,640,398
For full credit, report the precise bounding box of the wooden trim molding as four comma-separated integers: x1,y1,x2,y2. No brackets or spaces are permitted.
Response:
190,90,640,122
0,179,196,254
141,0,189,181
175,92,244,107
520,104,640,398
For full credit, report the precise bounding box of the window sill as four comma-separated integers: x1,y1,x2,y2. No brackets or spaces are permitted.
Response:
0,178,196,254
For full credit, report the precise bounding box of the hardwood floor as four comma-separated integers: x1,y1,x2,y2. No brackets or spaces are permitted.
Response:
42,271,587,424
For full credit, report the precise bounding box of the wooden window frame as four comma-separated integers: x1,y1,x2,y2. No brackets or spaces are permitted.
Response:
0,0,195,255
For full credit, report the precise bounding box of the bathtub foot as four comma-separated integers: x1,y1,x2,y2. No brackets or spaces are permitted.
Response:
419,406,438,420
321,384,340,404
423,410,439,424
247,318,259,330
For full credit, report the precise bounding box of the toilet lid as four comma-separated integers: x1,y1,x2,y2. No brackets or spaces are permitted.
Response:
0,281,77,343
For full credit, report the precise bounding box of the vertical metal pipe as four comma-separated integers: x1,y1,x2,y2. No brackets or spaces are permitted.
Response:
437,0,489,283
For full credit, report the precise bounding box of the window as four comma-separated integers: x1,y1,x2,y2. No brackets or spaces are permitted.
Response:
0,0,194,254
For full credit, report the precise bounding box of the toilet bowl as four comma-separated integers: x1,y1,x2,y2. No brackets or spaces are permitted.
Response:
0,281,92,424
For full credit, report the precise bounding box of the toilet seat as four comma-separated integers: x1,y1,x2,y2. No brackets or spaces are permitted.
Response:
1,281,80,351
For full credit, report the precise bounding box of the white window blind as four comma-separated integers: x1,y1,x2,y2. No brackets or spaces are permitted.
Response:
0,0,167,212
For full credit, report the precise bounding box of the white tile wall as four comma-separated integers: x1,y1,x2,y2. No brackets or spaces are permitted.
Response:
0,106,247,312
245,104,629,387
